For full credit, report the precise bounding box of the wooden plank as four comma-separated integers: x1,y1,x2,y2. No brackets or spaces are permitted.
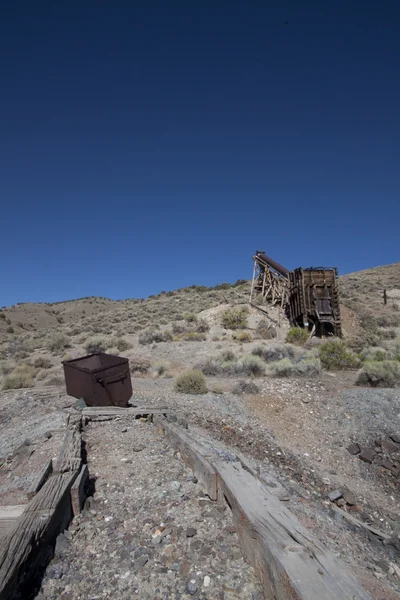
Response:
154,418,218,501
153,419,372,599
329,504,391,541
214,460,373,600
26,459,53,500
82,406,168,416
0,471,78,600
54,428,81,473
71,464,89,516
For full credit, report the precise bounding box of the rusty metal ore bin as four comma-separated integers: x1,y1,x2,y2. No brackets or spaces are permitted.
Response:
62,353,132,407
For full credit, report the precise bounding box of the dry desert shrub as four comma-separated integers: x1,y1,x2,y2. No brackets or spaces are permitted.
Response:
174,369,207,394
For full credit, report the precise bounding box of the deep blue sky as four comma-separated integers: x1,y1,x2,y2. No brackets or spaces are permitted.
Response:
1,1,399,306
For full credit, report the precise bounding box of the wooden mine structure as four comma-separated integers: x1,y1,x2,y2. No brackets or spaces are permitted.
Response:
250,251,342,337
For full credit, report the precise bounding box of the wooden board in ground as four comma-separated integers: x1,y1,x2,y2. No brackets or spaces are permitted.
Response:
82,406,168,417
154,418,218,501
215,460,373,600
154,419,373,600
0,471,78,600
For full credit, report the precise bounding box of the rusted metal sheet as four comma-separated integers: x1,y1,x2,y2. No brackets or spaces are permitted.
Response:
62,353,132,407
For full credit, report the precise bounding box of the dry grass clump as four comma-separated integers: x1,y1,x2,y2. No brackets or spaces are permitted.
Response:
139,329,173,345
221,307,249,330
129,356,151,373
251,343,295,362
2,364,36,390
256,320,276,340
285,327,309,346
33,357,53,369
47,333,71,354
174,369,207,394
319,340,361,371
232,330,252,343
267,357,321,377
84,335,109,354
356,360,400,388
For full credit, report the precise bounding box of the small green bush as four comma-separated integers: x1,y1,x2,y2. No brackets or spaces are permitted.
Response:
183,312,198,323
129,356,151,373
286,327,309,346
48,333,71,353
242,355,266,377
356,360,400,388
256,320,276,340
196,319,210,333
267,357,320,377
319,340,361,371
84,335,109,354
221,307,249,330
232,330,252,343
177,332,206,342
2,365,36,390
153,361,170,376
252,343,295,362
139,329,173,345
33,357,53,369
113,337,132,352
174,369,207,394
220,350,236,362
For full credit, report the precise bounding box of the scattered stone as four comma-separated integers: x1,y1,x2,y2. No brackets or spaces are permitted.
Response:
203,575,211,587
44,431,52,439
132,444,146,452
121,427,128,433
343,490,357,506
134,555,149,569
224,525,236,534
152,535,162,545
346,442,360,455
359,449,375,464
376,458,394,471
171,481,181,491
327,489,343,502
74,398,87,411
381,439,398,454
187,577,199,595
47,564,63,579
54,533,70,557
389,434,400,444
185,527,197,538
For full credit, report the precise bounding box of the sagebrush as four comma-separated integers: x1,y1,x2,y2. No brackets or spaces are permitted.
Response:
174,369,207,394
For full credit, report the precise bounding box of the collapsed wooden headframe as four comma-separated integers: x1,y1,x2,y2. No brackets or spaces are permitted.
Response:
250,251,342,337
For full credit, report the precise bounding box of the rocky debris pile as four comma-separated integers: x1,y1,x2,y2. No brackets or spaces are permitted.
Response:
346,434,400,477
37,419,264,600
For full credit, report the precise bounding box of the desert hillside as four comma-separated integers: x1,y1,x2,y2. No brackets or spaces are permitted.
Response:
1,265,400,600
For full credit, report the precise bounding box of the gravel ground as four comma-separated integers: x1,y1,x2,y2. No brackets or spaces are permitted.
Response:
36,418,264,600
1,379,399,599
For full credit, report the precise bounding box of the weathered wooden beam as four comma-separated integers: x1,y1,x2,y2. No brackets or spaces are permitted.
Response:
0,471,78,600
54,428,81,474
154,420,373,600
329,504,391,541
82,406,168,416
154,418,218,501
71,464,89,516
215,461,373,600
26,459,53,500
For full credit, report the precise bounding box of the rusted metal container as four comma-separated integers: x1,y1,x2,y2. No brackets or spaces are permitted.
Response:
62,353,132,407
